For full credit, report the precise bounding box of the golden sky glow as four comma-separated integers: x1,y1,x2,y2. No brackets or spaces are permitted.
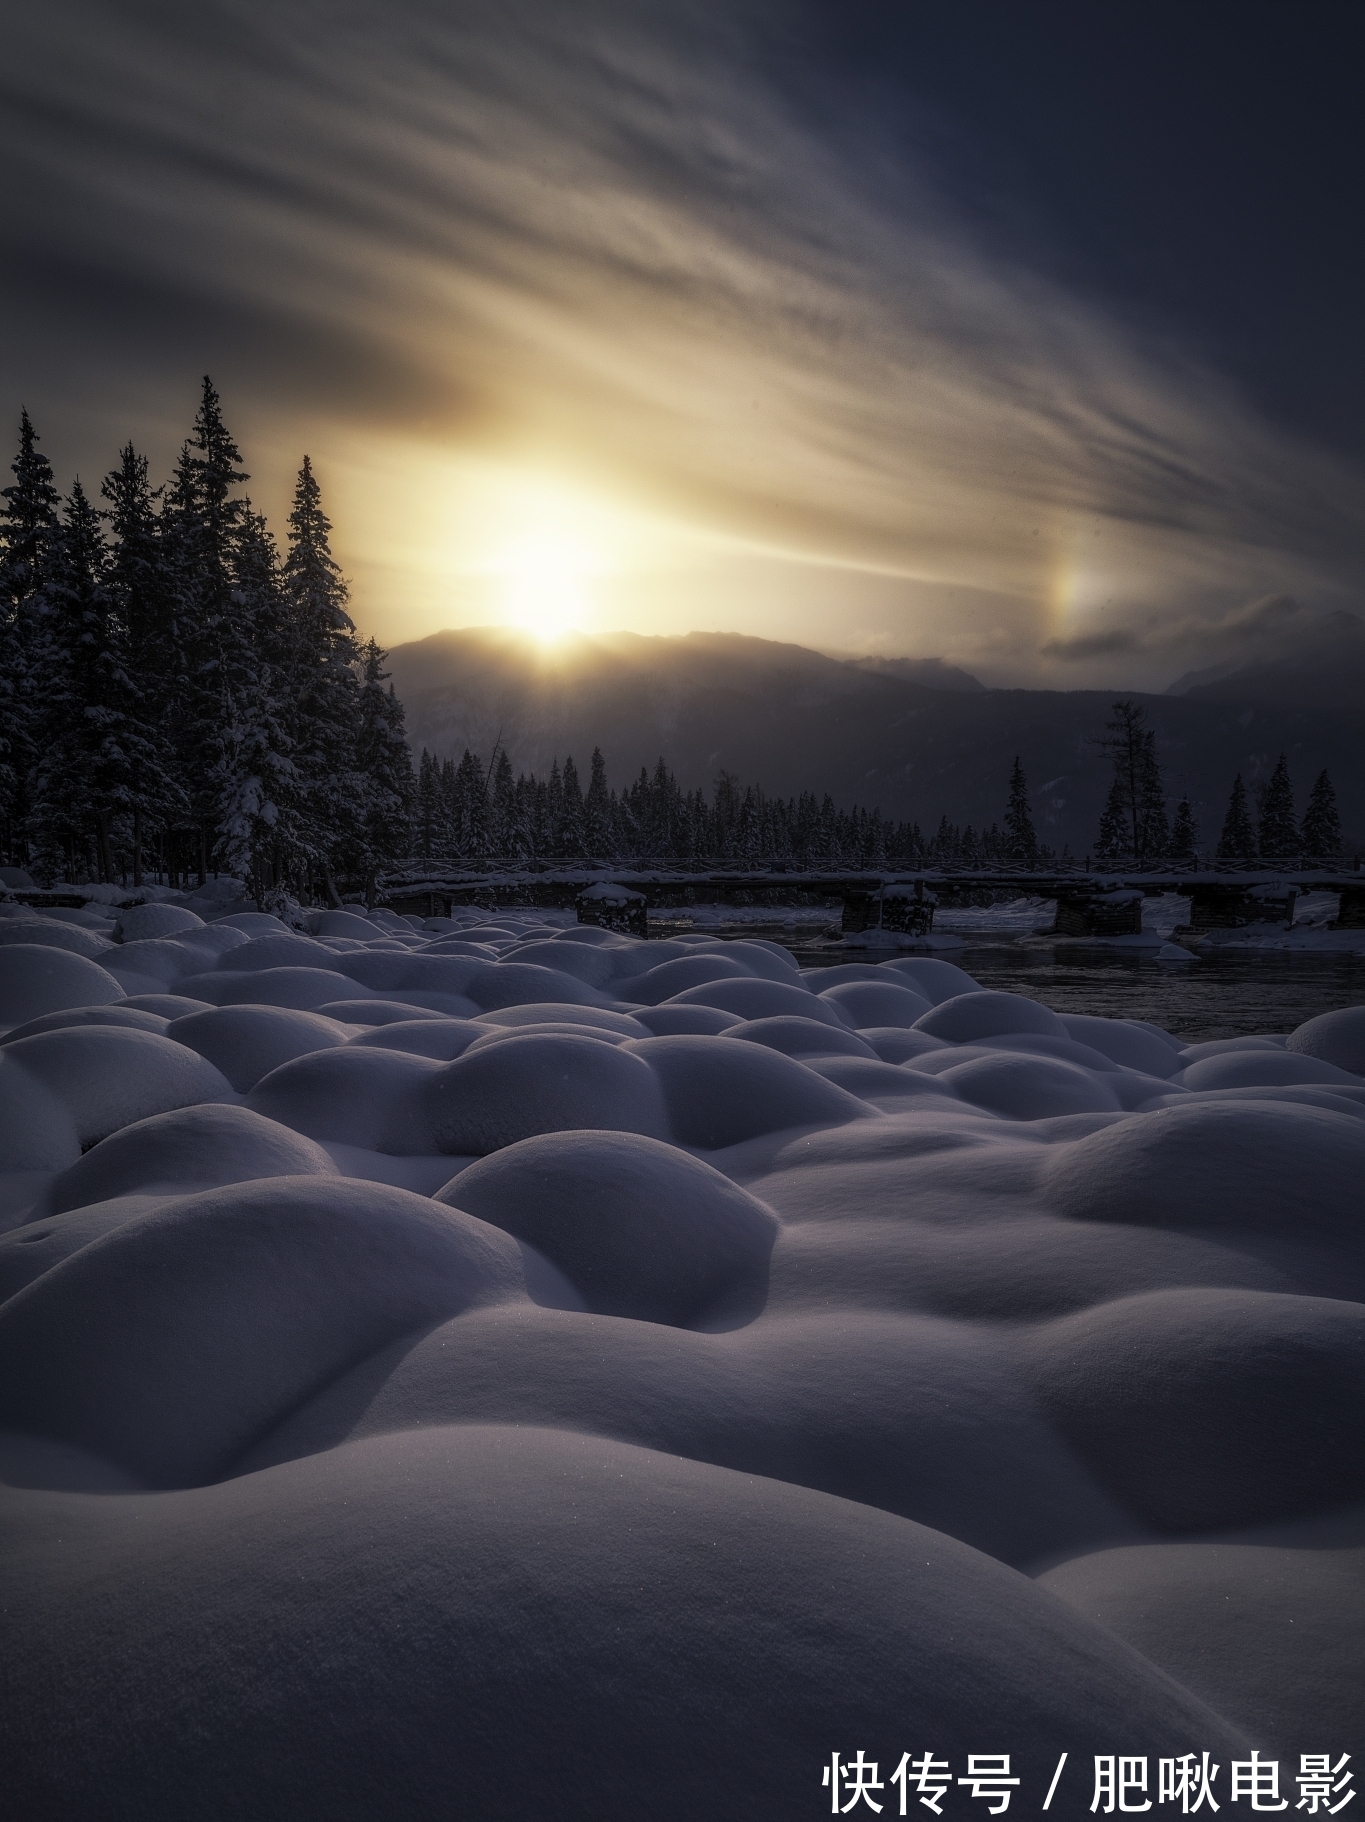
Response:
6,4,1365,687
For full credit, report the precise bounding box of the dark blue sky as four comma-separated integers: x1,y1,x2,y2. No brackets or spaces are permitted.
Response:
773,3,1364,455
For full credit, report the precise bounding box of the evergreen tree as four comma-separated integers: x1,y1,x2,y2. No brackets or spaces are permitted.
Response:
162,376,252,883
1256,754,1297,863
1170,796,1198,863
1136,733,1169,865
101,443,186,884
561,755,585,856
0,410,61,863
283,455,360,874
1096,776,1128,864
453,748,487,857
1216,775,1257,864
1096,699,1170,865
1300,770,1342,861
30,479,137,883
348,640,414,902
213,509,298,903
1003,756,1038,864
585,748,613,857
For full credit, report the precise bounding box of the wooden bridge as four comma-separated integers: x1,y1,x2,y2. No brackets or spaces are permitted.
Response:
382,866,1365,937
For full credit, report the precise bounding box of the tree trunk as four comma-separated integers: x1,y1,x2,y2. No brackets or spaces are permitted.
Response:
132,804,142,889
198,824,207,889
95,812,113,886
321,862,344,911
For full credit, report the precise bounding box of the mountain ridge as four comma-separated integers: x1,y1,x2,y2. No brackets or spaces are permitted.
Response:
387,627,1363,851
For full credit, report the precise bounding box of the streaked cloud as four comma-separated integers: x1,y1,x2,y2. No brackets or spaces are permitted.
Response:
3,0,1363,686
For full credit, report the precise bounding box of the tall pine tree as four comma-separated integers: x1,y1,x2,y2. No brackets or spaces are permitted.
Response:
1256,754,1297,863
283,455,361,880
1300,770,1342,861
1216,775,1257,864
1003,756,1038,864
0,411,61,864
101,443,186,885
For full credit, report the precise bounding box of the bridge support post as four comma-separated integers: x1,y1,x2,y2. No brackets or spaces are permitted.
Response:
1183,882,1297,929
1333,883,1365,929
1052,886,1143,936
576,882,648,937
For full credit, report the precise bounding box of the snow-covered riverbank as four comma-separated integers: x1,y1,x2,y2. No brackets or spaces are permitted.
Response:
1,899,1363,1813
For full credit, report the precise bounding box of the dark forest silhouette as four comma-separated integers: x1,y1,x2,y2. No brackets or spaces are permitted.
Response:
0,382,413,906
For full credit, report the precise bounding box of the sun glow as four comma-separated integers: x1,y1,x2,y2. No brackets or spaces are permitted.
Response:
498,530,594,643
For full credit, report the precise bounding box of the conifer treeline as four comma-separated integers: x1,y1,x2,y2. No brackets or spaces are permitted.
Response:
0,382,414,904
413,745,1058,870
1093,701,1343,868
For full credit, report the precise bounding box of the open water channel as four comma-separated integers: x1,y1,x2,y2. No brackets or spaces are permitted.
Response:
655,917,1365,1042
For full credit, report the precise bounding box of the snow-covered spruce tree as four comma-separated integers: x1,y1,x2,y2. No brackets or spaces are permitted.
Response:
489,749,519,859
1095,775,1129,864
0,411,61,864
1136,732,1169,865
1170,796,1198,863
282,456,361,893
346,639,415,905
416,750,441,858
1003,756,1038,865
30,479,143,884
1300,770,1342,862
452,749,487,858
100,443,187,885
1216,775,1257,864
160,377,252,885
561,755,585,857
213,509,300,907
585,747,613,859
1256,754,1297,864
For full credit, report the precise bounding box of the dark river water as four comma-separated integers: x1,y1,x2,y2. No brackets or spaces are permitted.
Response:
689,925,1365,1042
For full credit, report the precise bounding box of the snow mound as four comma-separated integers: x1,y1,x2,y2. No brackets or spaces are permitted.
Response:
0,1004,169,1045
881,956,984,1002
818,979,934,1029
665,976,848,1026
44,1104,336,1214
941,1052,1121,1120
0,945,124,1025
2,1026,233,1149
348,1019,485,1059
727,1015,877,1059
620,951,754,1003
629,1034,872,1150
437,1131,777,1327
1286,1003,1365,1074
1028,1287,1365,1530
0,917,116,960
1040,1100,1365,1233
630,1003,743,1036
1178,1049,1359,1092
0,1426,1245,1819
0,1052,80,1172
179,964,371,1011
421,1033,671,1155
114,903,206,942
247,1047,448,1152
916,989,1064,1042
167,1005,353,1092
0,1178,530,1487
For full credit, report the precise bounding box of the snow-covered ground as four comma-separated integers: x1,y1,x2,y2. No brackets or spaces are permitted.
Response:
1,899,1363,1811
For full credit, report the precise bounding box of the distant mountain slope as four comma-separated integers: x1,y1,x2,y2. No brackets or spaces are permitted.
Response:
387,627,1363,853
1166,608,1365,710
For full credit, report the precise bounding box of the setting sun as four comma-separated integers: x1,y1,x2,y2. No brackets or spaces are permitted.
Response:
498,530,592,642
